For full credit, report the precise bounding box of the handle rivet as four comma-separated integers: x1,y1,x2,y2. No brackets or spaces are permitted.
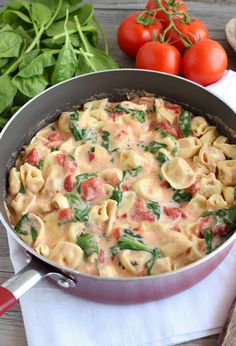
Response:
57,279,71,288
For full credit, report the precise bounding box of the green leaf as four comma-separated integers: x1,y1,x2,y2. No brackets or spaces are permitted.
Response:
113,104,145,123
203,228,213,254
146,248,161,275
147,201,161,220
19,49,39,70
110,189,123,206
156,151,169,166
172,190,192,203
145,141,167,154
76,173,97,193
30,2,52,27
123,166,143,178
0,31,22,58
228,203,236,224
0,75,17,113
15,25,33,46
65,193,90,222
5,0,30,11
101,130,110,150
19,184,25,194
69,120,93,143
18,52,55,78
30,226,37,241
46,19,76,37
70,110,80,120
2,9,32,24
12,73,48,98
178,110,192,137
76,232,98,258
15,213,29,235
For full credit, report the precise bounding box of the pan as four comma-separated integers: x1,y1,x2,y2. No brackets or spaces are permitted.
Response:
0,69,235,315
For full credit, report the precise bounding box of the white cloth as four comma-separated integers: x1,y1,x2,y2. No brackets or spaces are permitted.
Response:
7,70,236,346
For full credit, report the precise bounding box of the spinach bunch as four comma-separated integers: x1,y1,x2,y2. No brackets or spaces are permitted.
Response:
76,232,98,258
0,0,118,128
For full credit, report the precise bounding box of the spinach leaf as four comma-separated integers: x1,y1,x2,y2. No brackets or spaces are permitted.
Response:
145,141,167,154
172,190,192,203
37,160,44,170
0,75,17,113
15,213,29,235
65,193,90,222
123,165,143,178
70,110,80,120
76,173,97,193
101,130,110,150
110,229,150,256
19,49,39,70
156,151,169,166
18,52,55,78
146,248,161,275
69,120,93,143
0,31,22,58
113,104,145,123
203,228,213,254
19,184,25,194
76,232,98,258
147,201,161,220
0,58,9,69
13,73,48,98
110,189,123,206
2,9,32,24
30,2,52,27
30,226,37,241
178,110,192,137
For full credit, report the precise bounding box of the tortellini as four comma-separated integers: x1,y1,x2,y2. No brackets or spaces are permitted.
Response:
8,168,21,196
155,98,177,124
118,250,152,275
132,174,163,201
178,137,201,159
200,173,223,198
20,163,44,193
49,241,83,269
218,160,236,186
199,144,225,172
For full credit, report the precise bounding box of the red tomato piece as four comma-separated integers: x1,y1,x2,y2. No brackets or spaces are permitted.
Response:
64,175,74,192
98,249,105,263
80,177,104,201
88,151,95,162
25,148,40,166
117,12,163,58
65,160,77,174
48,132,63,141
110,112,117,122
58,208,73,222
136,41,181,75
165,101,182,114
212,223,229,236
150,120,178,138
113,227,122,239
198,216,211,235
163,207,186,220
133,226,141,232
56,153,66,167
189,180,201,195
160,180,169,189
139,210,156,222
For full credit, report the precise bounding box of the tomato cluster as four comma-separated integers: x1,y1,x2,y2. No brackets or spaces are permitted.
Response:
117,0,228,86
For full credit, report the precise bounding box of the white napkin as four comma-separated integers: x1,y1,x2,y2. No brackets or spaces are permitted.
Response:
6,70,236,346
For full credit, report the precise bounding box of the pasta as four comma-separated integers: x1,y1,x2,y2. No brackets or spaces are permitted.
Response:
6,95,236,278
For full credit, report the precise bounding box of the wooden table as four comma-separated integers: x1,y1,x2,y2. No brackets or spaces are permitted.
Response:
0,0,235,345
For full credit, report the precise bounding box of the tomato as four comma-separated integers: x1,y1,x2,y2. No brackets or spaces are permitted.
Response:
80,177,104,201
88,151,95,162
56,153,66,167
189,179,201,195
212,223,229,236
139,210,156,222
182,39,228,86
136,42,181,75
64,175,74,192
198,216,211,235
166,19,208,52
113,227,122,239
48,132,64,141
117,12,163,58
146,0,188,28
25,148,40,166
65,160,77,174
163,207,186,219
150,120,179,138
58,208,73,222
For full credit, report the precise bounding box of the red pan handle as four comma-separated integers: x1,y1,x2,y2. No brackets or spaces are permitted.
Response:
0,254,76,316
0,287,17,315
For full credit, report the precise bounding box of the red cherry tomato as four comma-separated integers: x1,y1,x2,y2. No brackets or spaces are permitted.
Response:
64,175,74,192
48,132,64,141
146,0,188,28
58,208,73,222
117,12,163,58
136,41,181,75
182,39,228,86
80,177,104,201
113,227,122,239
163,207,186,220
139,210,156,222
166,18,208,52
25,148,40,166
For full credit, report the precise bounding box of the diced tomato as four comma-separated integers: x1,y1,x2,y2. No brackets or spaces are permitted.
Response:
64,175,73,192
98,249,105,263
134,198,146,210
133,226,141,232
189,180,201,195
110,112,117,122
139,210,156,222
122,183,130,191
165,102,182,114
45,141,61,149
58,208,73,222
121,213,127,219
212,223,229,236
198,216,211,235
56,153,66,167
88,151,95,162
150,120,178,137
110,174,120,186
65,160,77,174
80,177,104,201
160,180,169,189
48,132,63,141
113,227,122,239
176,126,184,139
163,207,186,220
25,148,40,166
173,225,181,232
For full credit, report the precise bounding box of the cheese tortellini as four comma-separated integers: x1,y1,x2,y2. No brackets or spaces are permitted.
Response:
7,95,236,279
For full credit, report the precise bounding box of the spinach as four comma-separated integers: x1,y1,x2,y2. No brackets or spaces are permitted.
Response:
69,120,93,143
172,190,192,203
19,184,26,194
37,159,44,170
156,151,169,165
0,0,118,129
65,193,90,222
178,110,192,137
147,201,161,220
15,213,29,235
145,141,167,154
146,248,161,275
76,232,98,258
203,229,213,254
76,173,97,193
101,130,110,150
110,189,123,206
113,104,145,123
123,165,143,178
30,226,38,242
70,110,80,121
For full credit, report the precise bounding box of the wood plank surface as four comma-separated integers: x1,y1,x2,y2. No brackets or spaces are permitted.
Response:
0,0,235,345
